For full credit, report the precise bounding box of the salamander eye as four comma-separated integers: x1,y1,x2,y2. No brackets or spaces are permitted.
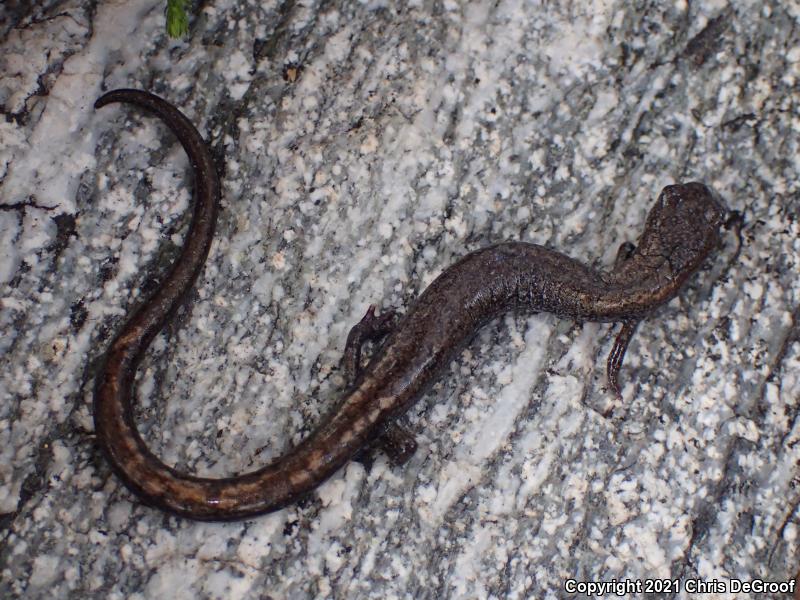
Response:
661,188,679,209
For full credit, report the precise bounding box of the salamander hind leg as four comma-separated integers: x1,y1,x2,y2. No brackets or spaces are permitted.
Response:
606,319,640,399
343,305,417,466
353,422,418,468
613,242,637,270
342,305,398,384
375,422,418,465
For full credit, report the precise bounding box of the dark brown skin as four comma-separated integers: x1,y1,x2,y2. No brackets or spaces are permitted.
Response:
94,90,728,521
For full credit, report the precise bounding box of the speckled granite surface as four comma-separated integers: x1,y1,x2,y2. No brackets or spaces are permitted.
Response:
1,1,799,598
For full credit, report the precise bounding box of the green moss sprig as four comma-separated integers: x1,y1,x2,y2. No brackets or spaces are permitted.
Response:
166,0,190,38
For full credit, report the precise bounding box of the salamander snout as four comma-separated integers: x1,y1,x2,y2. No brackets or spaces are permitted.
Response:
635,182,729,276
660,181,727,230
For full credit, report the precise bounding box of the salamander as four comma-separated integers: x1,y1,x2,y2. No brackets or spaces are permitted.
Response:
93,89,730,520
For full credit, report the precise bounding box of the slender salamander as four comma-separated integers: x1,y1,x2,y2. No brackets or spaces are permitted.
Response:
94,89,730,520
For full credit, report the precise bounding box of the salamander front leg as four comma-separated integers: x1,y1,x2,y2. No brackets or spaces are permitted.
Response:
343,305,418,466
606,319,639,399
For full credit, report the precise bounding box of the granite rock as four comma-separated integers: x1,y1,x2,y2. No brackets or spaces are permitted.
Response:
1,1,799,598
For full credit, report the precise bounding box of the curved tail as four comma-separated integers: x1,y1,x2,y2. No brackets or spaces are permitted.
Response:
93,90,363,520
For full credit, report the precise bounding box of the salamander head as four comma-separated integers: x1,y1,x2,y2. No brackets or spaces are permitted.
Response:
636,182,728,278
